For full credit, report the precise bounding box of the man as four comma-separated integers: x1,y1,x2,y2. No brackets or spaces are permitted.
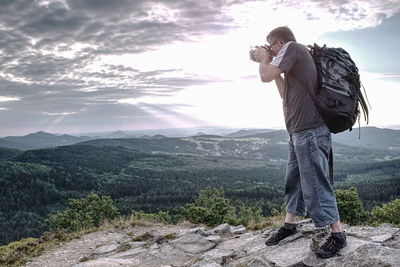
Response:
252,26,347,258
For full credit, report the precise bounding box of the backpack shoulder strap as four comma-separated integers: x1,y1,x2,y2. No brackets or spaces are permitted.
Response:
329,147,334,185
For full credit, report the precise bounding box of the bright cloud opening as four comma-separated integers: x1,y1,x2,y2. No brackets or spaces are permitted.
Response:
0,96,20,102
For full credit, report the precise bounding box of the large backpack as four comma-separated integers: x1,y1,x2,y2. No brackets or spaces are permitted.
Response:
307,43,369,134
307,44,370,184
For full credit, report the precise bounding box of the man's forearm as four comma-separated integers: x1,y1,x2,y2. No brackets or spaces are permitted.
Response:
274,75,285,99
259,61,283,83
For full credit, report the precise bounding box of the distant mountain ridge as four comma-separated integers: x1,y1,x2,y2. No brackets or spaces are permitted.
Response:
66,126,240,139
226,128,275,138
0,131,95,150
1,127,400,161
332,127,400,150
108,130,132,139
78,127,400,163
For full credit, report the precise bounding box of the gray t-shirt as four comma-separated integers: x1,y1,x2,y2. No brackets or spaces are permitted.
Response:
271,42,323,134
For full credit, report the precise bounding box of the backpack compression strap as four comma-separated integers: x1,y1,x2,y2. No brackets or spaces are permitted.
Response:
329,147,333,185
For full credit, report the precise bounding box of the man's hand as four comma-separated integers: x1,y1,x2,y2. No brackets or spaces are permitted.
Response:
254,46,271,63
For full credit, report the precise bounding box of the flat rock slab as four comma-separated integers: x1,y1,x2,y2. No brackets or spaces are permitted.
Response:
324,243,400,267
350,226,400,245
93,241,120,254
265,237,310,266
231,225,247,235
171,233,217,254
24,222,400,267
216,234,259,251
75,258,134,267
191,259,221,267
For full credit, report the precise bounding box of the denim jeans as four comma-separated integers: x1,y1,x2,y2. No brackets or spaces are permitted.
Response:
285,123,339,228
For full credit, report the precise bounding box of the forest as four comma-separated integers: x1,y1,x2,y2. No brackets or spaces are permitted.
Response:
0,143,399,246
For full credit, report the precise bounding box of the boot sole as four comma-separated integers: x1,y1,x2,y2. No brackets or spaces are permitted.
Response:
317,240,347,258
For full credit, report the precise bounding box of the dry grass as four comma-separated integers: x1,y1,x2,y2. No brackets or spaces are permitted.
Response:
99,215,173,232
247,214,286,231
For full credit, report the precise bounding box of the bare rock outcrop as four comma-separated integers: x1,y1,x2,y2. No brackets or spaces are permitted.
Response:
25,220,400,267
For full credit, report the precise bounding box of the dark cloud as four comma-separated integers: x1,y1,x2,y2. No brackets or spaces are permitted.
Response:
0,0,236,54
0,0,238,88
2,0,396,135
0,0,237,125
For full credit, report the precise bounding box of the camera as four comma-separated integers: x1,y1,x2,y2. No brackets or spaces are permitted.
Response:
249,45,273,62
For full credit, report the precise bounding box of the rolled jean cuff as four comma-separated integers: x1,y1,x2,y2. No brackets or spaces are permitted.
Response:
285,208,307,217
313,217,340,228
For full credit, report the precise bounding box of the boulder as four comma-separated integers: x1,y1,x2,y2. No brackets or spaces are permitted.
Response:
206,235,222,244
347,225,399,243
171,233,217,254
209,223,231,235
231,225,247,235
264,237,311,266
384,230,400,249
325,243,400,267
193,228,211,237
93,241,119,255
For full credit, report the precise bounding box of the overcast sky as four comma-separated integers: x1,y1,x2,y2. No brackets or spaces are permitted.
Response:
1,0,399,137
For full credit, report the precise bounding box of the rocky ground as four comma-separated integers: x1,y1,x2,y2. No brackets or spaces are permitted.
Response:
24,219,400,267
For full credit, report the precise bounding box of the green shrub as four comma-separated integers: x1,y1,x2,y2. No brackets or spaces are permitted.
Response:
154,211,172,224
227,205,263,226
271,203,286,217
181,187,263,227
181,187,234,227
48,193,120,233
372,198,400,226
335,187,369,225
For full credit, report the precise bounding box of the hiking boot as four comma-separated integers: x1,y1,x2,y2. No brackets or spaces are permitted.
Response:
317,232,347,258
265,224,298,246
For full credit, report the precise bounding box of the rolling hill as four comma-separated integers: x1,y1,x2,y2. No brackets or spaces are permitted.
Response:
78,127,400,163
0,131,95,150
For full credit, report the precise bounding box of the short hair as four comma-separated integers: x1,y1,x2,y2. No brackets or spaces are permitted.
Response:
267,26,297,43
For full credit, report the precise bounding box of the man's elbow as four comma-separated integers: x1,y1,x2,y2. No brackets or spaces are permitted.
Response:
260,74,274,83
